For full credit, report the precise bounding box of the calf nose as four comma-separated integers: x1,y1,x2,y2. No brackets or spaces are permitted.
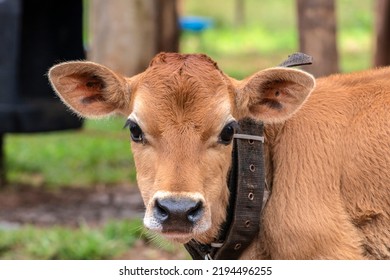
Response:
154,197,203,230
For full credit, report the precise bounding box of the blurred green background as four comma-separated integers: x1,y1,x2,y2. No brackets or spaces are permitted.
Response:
2,0,375,259
6,0,374,188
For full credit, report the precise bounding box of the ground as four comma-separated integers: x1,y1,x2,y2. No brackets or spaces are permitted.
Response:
0,184,189,260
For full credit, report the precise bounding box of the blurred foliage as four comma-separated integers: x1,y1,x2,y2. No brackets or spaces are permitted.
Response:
181,0,374,77
0,219,143,259
5,0,375,187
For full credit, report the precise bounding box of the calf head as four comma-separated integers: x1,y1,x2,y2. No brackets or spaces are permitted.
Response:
49,53,314,244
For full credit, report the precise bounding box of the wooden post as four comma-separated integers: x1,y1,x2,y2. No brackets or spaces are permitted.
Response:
374,0,390,67
88,0,157,76
235,0,245,27
297,0,339,77
88,0,179,77
155,0,179,53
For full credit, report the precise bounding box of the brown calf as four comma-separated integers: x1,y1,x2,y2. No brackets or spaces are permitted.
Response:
48,53,390,259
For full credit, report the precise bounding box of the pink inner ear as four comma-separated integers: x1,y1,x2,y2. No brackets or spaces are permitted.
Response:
81,94,106,105
85,78,104,90
250,80,293,112
247,79,306,122
72,73,104,92
58,74,105,96
55,73,114,115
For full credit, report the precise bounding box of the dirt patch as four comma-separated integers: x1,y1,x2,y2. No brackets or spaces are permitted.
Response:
0,184,145,227
0,184,190,259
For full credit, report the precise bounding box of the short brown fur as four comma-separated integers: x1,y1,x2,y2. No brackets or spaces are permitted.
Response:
49,53,390,259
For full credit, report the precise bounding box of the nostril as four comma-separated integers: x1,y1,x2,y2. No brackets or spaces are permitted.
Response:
153,196,204,228
187,201,203,223
154,199,169,222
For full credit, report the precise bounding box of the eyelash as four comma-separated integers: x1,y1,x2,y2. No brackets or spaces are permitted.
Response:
218,121,238,145
124,119,145,144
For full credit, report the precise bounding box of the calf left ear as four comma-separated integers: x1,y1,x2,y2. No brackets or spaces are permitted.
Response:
236,67,315,123
48,61,135,118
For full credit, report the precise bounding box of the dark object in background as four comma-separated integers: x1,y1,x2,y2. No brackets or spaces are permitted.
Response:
0,0,84,185
0,0,84,133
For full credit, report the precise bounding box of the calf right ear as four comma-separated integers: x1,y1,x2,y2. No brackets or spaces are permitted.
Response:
48,61,136,118
236,67,315,123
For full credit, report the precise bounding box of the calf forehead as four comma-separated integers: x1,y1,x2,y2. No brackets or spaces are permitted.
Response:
134,53,233,132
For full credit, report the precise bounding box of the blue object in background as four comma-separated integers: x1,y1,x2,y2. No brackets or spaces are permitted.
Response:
179,16,214,32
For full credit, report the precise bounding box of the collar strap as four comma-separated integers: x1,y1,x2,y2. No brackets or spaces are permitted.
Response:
185,118,266,260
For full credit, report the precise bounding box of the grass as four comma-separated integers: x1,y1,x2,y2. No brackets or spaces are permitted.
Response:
5,117,136,188
1,0,376,260
0,219,184,260
0,220,143,259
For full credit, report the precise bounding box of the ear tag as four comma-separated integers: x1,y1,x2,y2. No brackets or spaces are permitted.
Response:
278,52,313,68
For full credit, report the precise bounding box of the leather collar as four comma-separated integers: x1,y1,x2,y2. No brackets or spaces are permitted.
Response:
184,118,266,260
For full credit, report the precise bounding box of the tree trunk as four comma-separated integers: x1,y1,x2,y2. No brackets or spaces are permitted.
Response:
155,0,179,53
374,0,390,67
88,0,178,77
235,0,245,27
297,0,339,77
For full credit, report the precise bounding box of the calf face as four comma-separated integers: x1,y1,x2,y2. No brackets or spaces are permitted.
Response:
48,53,315,244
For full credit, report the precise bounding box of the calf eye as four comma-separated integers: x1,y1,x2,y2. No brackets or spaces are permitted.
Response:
124,119,144,143
219,121,238,145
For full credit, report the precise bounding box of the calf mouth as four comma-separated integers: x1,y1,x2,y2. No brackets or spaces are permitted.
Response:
143,212,211,244
159,232,194,243
144,215,209,243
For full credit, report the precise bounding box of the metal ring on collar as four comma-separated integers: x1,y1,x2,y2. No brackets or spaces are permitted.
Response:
233,133,264,143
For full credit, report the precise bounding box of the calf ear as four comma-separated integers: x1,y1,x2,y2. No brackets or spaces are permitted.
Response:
237,67,315,123
48,61,135,118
